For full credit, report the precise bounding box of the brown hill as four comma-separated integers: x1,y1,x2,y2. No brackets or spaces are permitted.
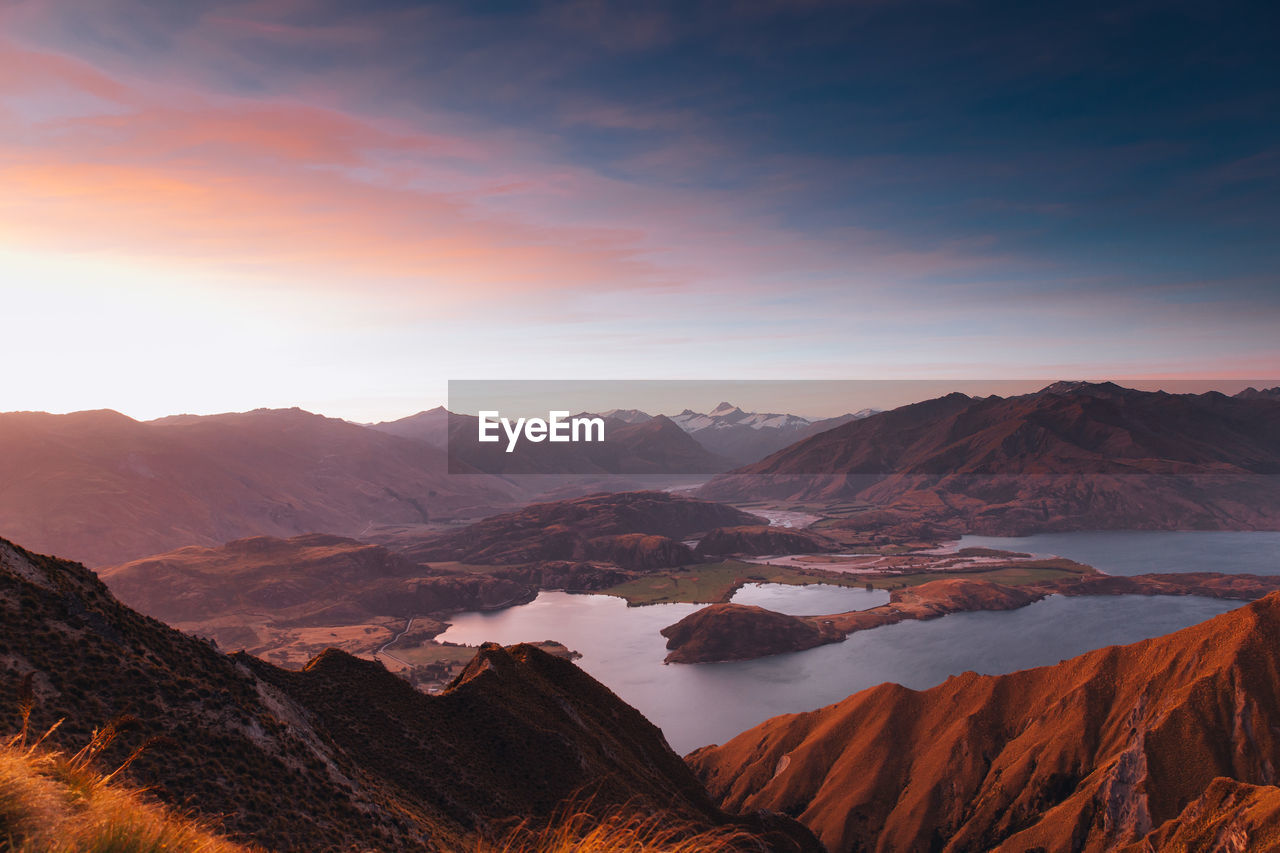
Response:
99,533,430,623
99,533,533,624
97,533,537,666
702,382,1280,535
0,535,819,852
660,603,843,663
396,490,761,566
0,408,522,566
580,532,698,569
695,525,839,558
689,592,1280,852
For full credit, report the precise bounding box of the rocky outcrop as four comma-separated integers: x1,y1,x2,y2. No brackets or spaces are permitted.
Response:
694,525,838,557
689,592,1280,853
1122,778,1280,852
660,603,843,663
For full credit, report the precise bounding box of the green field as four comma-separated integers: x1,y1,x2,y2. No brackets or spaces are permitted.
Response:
864,559,1094,590
598,557,1095,605
600,560,873,606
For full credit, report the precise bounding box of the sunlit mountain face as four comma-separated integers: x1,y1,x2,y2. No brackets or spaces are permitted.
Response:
2,0,1277,421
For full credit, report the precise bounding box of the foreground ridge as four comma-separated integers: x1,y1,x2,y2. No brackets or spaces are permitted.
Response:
689,592,1280,853
0,535,818,852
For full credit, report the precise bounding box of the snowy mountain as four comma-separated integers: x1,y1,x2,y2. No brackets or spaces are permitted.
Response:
667,403,879,464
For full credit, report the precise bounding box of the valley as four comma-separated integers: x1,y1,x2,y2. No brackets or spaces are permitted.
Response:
4,381,1279,851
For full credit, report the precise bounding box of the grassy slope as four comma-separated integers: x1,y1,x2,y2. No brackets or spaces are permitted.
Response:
0,733,756,853
600,558,1091,605
0,725,254,853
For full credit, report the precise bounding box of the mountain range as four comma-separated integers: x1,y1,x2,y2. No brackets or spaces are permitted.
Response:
702,382,1280,536
371,402,873,468
0,408,522,567
4,383,1276,569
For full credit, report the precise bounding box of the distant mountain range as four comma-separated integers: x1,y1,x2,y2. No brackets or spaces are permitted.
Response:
702,382,1280,536
4,383,1275,567
371,402,876,467
669,402,876,464
0,408,521,566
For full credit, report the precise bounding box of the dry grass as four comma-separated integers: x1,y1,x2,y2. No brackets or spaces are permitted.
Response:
1,681,253,853
481,803,768,853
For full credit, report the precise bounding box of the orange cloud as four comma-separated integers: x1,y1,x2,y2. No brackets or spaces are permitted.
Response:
0,39,670,314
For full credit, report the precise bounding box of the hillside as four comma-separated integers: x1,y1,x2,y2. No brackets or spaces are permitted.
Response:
97,533,534,667
393,490,761,567
0,408,522,566
688,592,1280,852
702,382,1280,535
0,536,819,852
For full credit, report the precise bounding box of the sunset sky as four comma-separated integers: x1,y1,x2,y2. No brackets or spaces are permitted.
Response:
2,0,1277,420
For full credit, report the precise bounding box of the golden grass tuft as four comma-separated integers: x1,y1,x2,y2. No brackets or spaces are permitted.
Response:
1,679,254,853
480,803,768,853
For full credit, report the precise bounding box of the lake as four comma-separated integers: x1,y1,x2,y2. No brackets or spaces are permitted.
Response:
729,582,889,614
437,530,1276,753
957,530,1280,575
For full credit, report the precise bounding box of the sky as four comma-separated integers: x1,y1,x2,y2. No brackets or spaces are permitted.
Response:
2,0,1277,421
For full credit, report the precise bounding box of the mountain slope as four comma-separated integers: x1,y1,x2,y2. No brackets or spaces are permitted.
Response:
0,408,522,566
367,405,451,447
95,534,535,666
689,593,1280,853
0,536,818,852
702,383,1280,534
394,490,761,566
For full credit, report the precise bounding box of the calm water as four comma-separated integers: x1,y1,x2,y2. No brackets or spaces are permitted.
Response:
958,530,1280,576
439,532,1275,752
730,582,889,614
438,589,1240,752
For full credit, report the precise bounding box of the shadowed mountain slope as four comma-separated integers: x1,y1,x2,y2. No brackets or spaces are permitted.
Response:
0,536,819,852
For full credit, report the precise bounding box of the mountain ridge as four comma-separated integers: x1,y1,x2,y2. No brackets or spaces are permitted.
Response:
0,534,820,852
689,591,1280,852
701,382,1280,536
